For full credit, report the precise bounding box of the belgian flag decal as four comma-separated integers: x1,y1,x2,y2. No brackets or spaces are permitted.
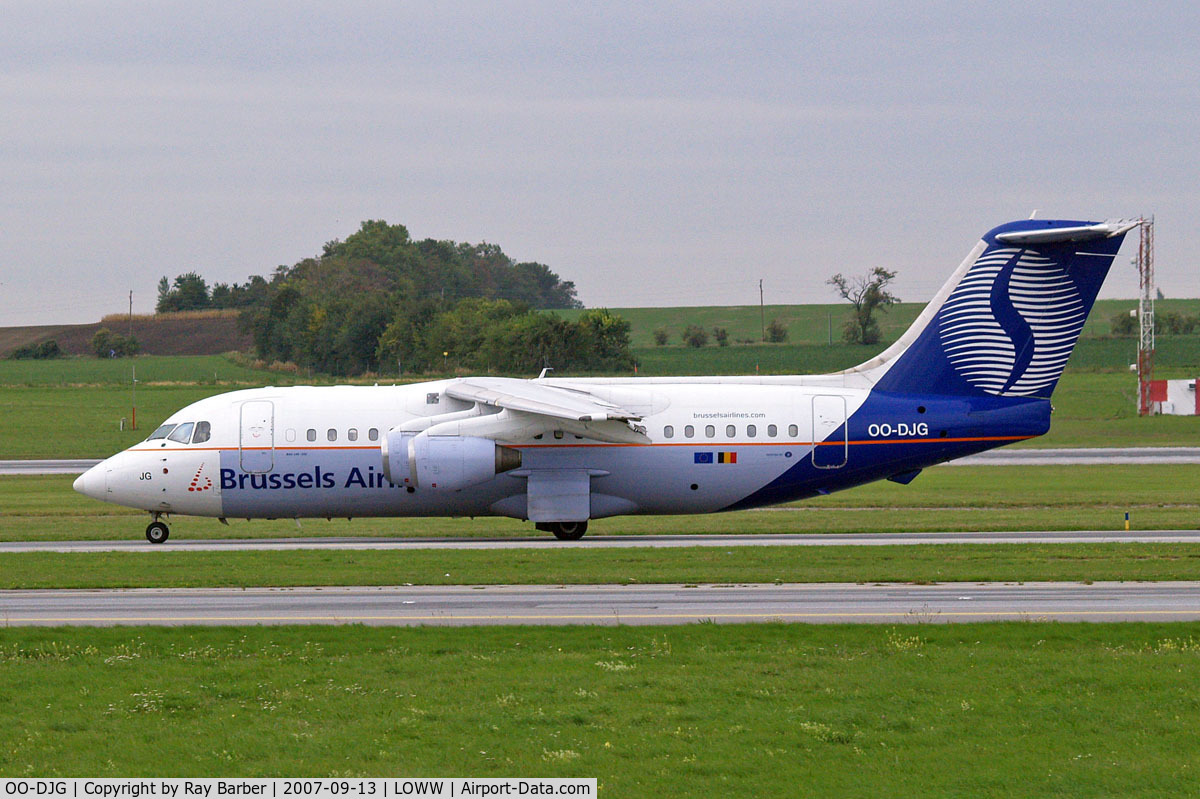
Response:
695,452,738,464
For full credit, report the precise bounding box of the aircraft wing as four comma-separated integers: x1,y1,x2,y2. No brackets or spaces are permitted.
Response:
444,377,643,422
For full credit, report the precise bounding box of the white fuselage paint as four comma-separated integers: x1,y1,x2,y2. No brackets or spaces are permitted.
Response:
80,380,869,520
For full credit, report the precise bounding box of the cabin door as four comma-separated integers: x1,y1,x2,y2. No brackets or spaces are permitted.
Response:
811,395,847,469
240,400,275,473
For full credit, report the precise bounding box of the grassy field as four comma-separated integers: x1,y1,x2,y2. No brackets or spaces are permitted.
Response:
556,298,1200,347
3,464,1198,543
630,335,1200,378
12,541,1200,589
4,623,1200,796
0,361,1198,459
0,354,287,386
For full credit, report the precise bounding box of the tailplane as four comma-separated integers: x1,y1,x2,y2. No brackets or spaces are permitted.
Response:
851,219,1138,399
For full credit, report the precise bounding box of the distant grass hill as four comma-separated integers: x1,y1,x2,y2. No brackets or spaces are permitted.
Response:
554,299,1200,347
5,299,1200,373
0,310,251,358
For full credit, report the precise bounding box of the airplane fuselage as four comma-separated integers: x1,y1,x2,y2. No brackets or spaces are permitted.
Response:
80,378,1048,522
73,218,1135,542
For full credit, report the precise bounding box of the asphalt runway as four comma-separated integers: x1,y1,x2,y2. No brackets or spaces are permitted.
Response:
0,459,103,475
4,447,1200,476
5,581,1200,626
5,529,1200,553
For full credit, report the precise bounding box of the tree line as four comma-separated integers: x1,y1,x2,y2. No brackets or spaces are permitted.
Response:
156,220,634,376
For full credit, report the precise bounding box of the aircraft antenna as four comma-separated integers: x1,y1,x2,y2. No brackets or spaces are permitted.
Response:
1136,216,1156,415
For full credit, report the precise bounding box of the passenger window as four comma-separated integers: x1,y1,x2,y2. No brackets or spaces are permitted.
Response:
147,423,176,441
306,429,316,442
705,425,715,438
348,428,358,442
726,424,735,437
664,425,674,439
768,424,777,437
285,428,296,443
368,428,379,441
788,424,799,437
192,421,211,444
747,424,756,438
327,429,337,442
167,422,194,444
684,425,695,438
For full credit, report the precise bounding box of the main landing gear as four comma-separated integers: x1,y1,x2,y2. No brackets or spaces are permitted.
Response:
145,513,170,544
536,521,588,541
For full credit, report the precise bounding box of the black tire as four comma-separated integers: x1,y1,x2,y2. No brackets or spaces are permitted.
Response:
145,521,170,544
550,521,587,541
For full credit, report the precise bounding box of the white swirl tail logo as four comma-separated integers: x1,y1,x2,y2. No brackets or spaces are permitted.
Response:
938,247,1085,396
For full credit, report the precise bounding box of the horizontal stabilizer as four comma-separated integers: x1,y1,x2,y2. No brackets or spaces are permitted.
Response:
995,219,1138,245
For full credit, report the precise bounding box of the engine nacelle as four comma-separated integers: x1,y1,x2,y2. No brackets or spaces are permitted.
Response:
383,431,521,491
380,429,417,486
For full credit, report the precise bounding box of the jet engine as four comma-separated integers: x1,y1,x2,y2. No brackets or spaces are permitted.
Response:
381,429,521,490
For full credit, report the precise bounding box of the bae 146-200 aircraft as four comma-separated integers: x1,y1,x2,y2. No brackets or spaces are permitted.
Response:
75,218,1137,543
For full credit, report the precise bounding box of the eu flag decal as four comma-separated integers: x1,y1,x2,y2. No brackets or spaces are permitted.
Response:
694,452,714,464
694,452,737,464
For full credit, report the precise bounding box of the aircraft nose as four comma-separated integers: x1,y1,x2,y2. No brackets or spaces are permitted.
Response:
74,463,106,500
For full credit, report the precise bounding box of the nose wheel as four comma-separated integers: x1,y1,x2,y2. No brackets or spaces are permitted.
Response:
145,520,170,544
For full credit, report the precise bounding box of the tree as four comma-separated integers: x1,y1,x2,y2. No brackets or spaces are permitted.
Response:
712,326,729,347
156,272,211,312
681,324,709,348
8,339,61,360
246,219,586,374
765,319,788,343
827,267,899,345
652,327,669,346
91,328,139,358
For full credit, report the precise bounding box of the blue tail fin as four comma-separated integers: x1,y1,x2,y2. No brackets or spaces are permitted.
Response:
863,219,1137,399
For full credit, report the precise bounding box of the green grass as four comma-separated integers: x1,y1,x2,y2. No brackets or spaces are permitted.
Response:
559,302,924,347
11,541,1200,589
556,298,1200,347
630,335,1200,378
0,354,284,386
1,369,1198,458
3,464,1200,588
3,464,1199,542
0,385,234,459
4,623,1200,796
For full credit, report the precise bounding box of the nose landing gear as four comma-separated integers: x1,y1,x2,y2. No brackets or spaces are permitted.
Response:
145,513,170,544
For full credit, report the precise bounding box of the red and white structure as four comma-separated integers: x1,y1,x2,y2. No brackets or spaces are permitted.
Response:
1136,217,1156,415
1144,379,1200,416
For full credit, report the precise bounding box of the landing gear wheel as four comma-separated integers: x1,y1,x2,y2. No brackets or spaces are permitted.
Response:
145,521,170,544
550,521,587,541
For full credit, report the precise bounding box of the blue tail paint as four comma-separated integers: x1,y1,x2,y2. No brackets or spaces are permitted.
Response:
869,219,1134,399
724,218,1137,512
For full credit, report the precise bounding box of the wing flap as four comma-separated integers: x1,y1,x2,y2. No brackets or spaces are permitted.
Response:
444,377,642,422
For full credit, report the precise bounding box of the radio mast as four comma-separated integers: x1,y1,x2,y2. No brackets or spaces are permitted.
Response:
1136,217,1155,416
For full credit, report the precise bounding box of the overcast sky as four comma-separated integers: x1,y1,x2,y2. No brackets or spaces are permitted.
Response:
2,1,1197,326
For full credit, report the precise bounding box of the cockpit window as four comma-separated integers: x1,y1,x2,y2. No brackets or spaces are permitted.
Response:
193,421,211,444
167,422,195,444
147,424,176,441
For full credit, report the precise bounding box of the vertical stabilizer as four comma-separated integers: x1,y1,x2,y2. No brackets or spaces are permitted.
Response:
848,219,1137,399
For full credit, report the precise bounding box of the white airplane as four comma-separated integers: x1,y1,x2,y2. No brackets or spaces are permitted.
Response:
75,218,1137,543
